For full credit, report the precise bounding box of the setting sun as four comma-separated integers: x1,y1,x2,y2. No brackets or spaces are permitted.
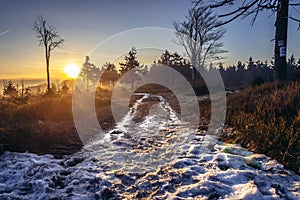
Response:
64,63,81,78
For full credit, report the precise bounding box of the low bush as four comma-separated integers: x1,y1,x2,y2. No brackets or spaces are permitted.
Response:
225,81,300,173
0,89,113,156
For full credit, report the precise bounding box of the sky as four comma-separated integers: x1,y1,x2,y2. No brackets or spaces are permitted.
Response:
0,0,300,80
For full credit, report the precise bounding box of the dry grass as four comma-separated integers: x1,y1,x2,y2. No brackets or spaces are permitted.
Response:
0,87,114,157
224,81,300,174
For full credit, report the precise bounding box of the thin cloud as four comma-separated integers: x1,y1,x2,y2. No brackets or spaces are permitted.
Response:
0,29,11,37
55,49,85,55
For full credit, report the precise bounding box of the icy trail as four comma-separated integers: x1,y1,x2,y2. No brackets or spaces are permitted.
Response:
0,94,300,199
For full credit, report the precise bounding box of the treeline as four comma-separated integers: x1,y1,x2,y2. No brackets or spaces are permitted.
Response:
93,48,300,93
220,55,300,89
3,48,300,97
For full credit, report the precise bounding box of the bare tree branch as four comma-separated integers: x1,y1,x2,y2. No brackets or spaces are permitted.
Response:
174,5,227,69
289,16,300,22
32,15,64,92
195,0,298,27
289,16,300,29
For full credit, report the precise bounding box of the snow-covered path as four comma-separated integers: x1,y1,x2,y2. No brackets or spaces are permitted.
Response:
0,94,299,199
1,139,300,199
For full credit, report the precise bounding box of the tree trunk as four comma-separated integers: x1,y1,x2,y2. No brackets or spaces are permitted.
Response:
46,57,50,91
274,0,289,81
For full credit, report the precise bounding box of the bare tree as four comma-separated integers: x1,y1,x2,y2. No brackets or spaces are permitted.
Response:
195,0,300,80
174,5,227,71
32,15,64,92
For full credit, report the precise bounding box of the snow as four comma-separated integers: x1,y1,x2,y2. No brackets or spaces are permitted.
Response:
1,140,300,199
0,93,300,199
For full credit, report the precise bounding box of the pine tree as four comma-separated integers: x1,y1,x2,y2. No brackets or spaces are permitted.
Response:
3,80,18,97
119,47,140,75
119,47,140,89
158,50,172,65
80,56,100,90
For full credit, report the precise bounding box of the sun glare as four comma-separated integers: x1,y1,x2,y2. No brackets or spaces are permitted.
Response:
64,63,81,78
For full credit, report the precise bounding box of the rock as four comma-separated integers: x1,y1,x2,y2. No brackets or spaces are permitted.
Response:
64,156,85,167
